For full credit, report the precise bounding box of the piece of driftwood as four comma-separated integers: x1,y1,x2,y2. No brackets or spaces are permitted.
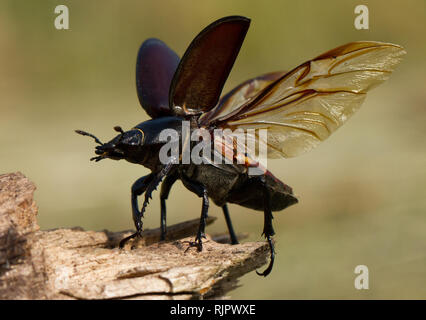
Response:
0,172,269,300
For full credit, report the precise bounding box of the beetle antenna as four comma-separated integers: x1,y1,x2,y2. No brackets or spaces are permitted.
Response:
114,126,125,134
75,130,104,145
113,126,126,144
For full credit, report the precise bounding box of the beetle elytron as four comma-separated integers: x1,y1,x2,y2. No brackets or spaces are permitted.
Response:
77,16,405,276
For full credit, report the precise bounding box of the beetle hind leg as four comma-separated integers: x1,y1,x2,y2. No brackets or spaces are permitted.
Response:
256,235,275,277
256,177,276,277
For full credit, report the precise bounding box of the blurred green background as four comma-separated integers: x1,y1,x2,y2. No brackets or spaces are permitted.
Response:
1,0,425,299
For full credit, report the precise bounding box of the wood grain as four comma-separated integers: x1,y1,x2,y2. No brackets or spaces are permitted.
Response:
0,172,268,299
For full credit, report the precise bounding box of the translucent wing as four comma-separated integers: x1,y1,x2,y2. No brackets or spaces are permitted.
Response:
169,16,250,116
200,71,287,126
209,41,406,158
136,38,180,118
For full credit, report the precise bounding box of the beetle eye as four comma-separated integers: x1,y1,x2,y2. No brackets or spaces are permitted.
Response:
131,129,145,145
128,135,140,145
120,130,143,146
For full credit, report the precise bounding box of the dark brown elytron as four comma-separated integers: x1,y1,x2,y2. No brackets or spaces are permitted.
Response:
76,16,405,276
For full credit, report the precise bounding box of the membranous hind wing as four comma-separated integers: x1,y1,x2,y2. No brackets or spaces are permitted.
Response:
200,71,287,126
208,41,406,158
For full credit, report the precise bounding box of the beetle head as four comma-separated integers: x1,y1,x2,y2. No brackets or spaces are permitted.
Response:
75,126,144,162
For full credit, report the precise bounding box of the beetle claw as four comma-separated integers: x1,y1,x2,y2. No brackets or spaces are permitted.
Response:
183,235,205,252
256,236,275,277
119,231,141,249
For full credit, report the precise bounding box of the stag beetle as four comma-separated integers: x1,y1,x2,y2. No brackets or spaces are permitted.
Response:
76,16,405,276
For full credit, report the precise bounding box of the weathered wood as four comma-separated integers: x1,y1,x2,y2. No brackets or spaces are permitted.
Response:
0,172,269,300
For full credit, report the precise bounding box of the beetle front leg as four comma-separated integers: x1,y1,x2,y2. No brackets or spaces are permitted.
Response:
120,161,176,248
119,173,155,248
256,177,276,277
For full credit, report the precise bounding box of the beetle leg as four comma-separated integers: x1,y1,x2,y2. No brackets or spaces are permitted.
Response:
181,176,209,252
159,171,179,241
138,162,175,226
222,204,239,244
120,162,175,248
256,176,276,277
187,188,208,252
119,173,155,248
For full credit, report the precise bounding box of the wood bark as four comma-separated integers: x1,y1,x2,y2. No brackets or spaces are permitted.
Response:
0,172,269,299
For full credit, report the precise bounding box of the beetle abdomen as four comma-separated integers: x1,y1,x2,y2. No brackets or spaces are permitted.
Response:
227,171,298,212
